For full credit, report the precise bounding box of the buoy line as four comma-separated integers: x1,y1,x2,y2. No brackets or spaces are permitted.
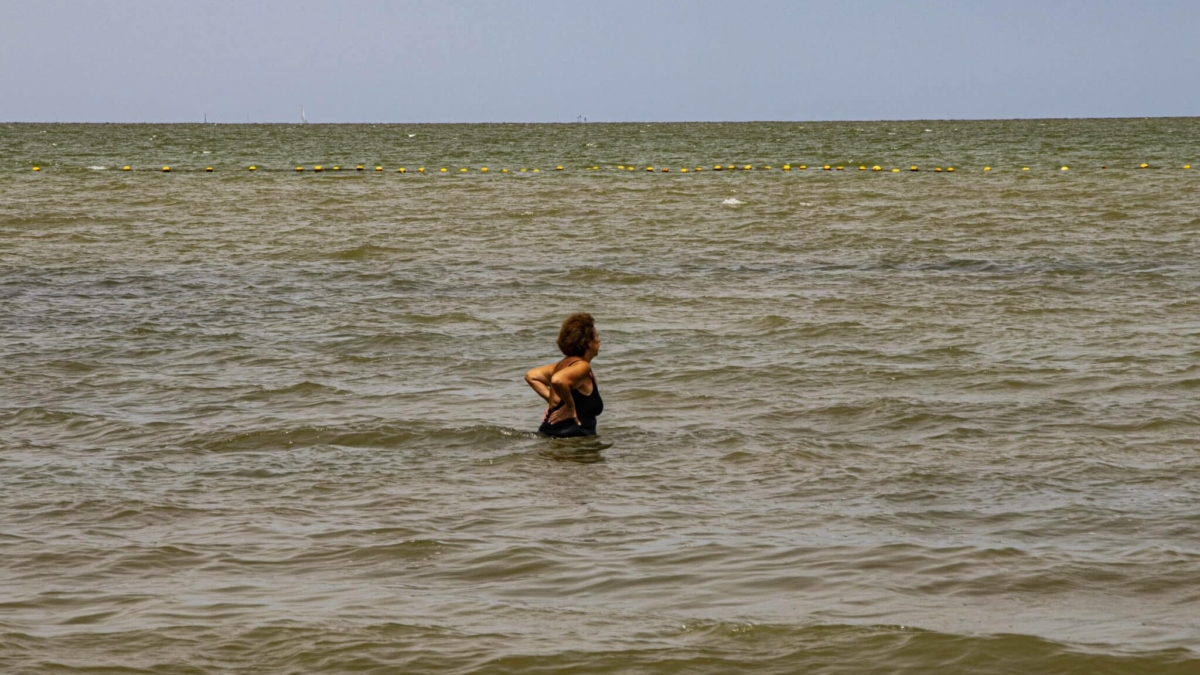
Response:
27,163,1196,173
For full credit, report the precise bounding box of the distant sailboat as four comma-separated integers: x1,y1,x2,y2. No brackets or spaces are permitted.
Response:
301,107,307,124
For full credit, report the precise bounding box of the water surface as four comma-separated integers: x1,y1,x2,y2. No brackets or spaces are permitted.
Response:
2,120,1199,673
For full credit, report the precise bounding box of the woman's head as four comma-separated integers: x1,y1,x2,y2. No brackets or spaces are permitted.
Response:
557,313,599,358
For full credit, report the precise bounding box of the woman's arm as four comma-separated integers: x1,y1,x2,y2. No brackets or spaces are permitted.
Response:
524,363,556,402
546,360,591,425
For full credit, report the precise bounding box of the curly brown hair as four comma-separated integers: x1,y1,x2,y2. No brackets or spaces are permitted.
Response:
557,313,596,357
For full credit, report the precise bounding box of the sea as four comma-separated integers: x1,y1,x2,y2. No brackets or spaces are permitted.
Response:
2,119,1199,674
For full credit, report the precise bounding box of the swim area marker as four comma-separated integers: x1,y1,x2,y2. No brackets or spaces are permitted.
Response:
28,162,1197,174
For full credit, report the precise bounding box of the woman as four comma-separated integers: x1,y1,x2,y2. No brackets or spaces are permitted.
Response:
525,313,603,437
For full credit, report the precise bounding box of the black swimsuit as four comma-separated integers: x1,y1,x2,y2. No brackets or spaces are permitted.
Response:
538,361,603,438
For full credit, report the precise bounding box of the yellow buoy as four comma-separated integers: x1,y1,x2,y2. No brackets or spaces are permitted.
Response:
859,166,866,171
618,165,625,170
205,166,213,172
248,165,257,171
460,168,467,173
123,165,131,171
1140,163,1149,169
947,167,955,172
520,168,527,172
647,166,654,171
680,168,688,173
398,167,406,173
480,167,488,173
764,165,772,170
823,165,831,171
727,165,735,170
662,167,670,172
744,165,752,170
984,166,992,171
440,168,448,173
910,166,918,171
695,167,703,171
332,166,341,171
934,167,943,173
314,165,323,172
162,166,170,172
892,168,900,173
1185,165,1192,170
533,168,540,172
418,167,425,173
783,164,791,171
714,165,723,171
356,165,364,171
836,166,844,171
555,165,564,171
872,165,881,171
296,166,303,172
1061,166,1069,171
501,168,509,173
799,165,807,170
32,166,41,171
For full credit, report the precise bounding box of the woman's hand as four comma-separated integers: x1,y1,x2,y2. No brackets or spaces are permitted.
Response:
547,404,580,426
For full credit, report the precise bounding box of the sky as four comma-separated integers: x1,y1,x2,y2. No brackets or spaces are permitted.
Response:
2,0,1197,123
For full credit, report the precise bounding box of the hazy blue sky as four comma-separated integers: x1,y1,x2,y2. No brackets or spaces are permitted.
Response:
2,0,1197,123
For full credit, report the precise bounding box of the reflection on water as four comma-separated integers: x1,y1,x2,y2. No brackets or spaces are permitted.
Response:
538,439,611,463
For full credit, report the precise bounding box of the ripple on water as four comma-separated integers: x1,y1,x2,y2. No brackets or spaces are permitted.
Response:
2,120,1200,672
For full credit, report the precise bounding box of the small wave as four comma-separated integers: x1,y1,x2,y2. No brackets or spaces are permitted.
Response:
727,314,792,334
274,539,450,566
397,311,483,325
4,406,110,430
559,267,666,285
43,359,100,373
238,381,350,401
0,621,1192,674
193,423,531,452
330,244,403,261
912,259,1003,273
722,198,744,205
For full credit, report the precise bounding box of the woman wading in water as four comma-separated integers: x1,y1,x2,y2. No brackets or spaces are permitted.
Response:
525,313,603,437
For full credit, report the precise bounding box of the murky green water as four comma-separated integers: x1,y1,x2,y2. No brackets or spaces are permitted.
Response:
2,120,1199,673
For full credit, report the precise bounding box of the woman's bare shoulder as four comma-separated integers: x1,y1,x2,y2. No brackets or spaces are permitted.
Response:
552,358,592,382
